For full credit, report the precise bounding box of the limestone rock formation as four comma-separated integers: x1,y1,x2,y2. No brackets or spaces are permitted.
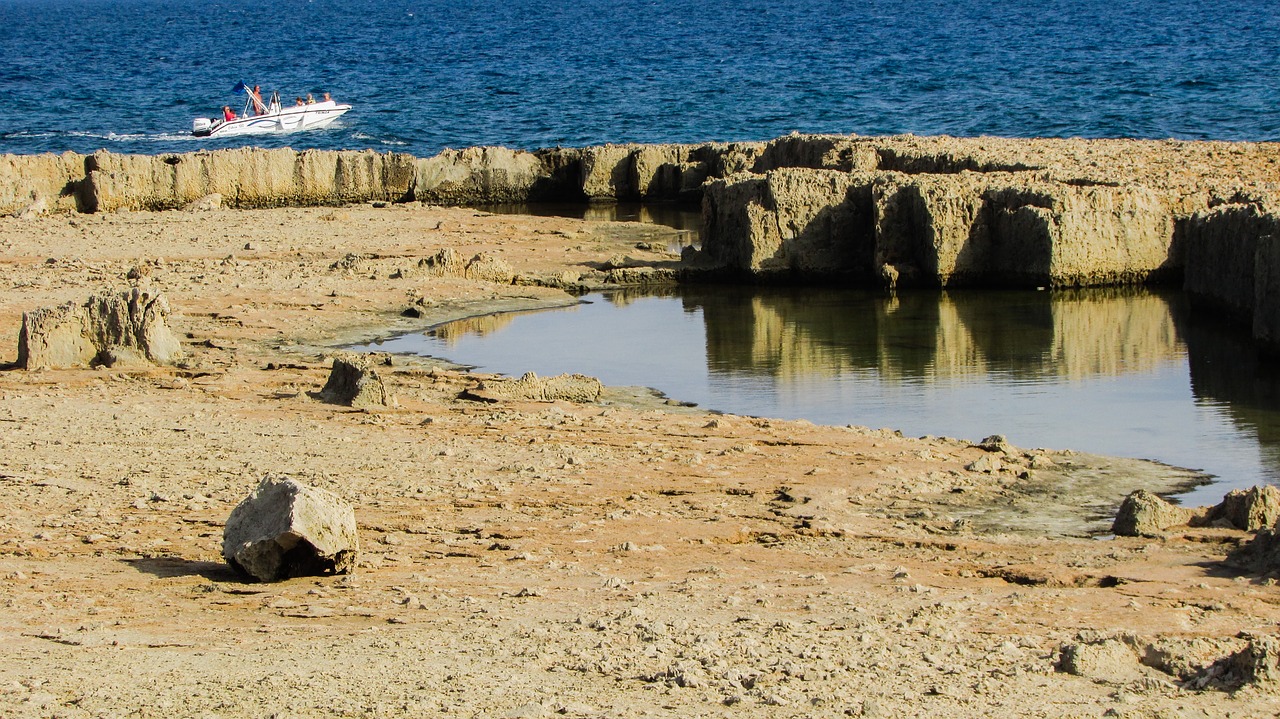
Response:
581,144,641,200
9,136,1280,354
464,371,603,403
83,148,416,212
17,287,183,370
415,248,514,284
1182,202,1278,320
1058,637,1143,681
1225,526,1280,576
0,151,87,215
315,354,394,409
1200,485,1280,531
1111,489,1195,537
222,475,359,582
1254,232,1280,354
700,168,875,278
413,146,550,205
1189,633,1280,690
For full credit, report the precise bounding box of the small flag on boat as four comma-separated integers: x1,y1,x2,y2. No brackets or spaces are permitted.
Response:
232,81,249,94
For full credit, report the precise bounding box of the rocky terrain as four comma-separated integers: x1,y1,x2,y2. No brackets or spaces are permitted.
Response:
0,199,1277,718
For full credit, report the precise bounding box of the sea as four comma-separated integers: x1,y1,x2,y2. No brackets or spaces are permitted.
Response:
1,0,1279,156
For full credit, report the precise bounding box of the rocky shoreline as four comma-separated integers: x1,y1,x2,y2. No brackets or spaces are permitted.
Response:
6,134,1280,352
1,138,1278,717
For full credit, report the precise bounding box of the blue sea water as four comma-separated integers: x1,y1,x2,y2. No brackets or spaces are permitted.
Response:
1,0,1279,156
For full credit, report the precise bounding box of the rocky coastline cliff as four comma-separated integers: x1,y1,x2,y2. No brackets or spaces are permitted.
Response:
4,134,1280,350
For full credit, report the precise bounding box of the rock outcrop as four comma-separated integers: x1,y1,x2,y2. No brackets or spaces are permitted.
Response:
1113,485,1280,538
7,136,1280,352
1111,489,1195,537
1199,485,1280,532
17,287,183,370
1226,525,1280,575
463,371,603,403
414,146,560,204
82,148,417,212
315,354,394,409
0,152,88,215
701,169,875,279
414,248,515,284
222,475,359,582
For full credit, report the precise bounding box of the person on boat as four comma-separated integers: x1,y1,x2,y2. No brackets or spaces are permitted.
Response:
251,85,266,115
222,106,237,121
306,93,315,104
323,92,332,102
295,97,305,106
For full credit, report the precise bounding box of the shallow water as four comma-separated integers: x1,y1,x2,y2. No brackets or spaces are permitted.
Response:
355,285,1280,506
3,0,1279,156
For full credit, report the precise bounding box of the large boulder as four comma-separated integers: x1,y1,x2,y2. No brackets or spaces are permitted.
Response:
17,287,183,369
222,475,359,582
1112,489,1195,537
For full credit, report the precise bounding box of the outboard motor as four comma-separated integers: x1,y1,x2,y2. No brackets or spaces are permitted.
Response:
192,117,213,137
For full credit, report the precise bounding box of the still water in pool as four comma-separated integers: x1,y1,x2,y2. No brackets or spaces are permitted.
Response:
355,285,1280,506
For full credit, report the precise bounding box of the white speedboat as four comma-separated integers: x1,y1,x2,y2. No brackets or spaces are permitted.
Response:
192,83,351,138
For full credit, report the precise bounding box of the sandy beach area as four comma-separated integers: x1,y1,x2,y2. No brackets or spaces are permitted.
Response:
0,203,1276,718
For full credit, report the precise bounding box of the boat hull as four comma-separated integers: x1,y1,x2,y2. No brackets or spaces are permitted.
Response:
193,101,351,138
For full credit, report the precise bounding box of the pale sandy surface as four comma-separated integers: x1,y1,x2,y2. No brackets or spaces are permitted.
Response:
0,204,1276,718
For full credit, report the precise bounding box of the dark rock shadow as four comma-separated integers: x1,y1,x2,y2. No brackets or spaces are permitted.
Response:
123,557,242,582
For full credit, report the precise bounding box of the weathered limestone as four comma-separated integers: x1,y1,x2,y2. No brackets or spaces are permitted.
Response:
1111,489,1195,537
464,371,603,403
1113,485,1280,538
83,148,417,212
1200,485,1280,531
1058,637,1144,681
1182,203,1278,319
414,146,551,204
415,247,515,284
1059,632,1280,691
316,354,394,409
222,475,359,582
17,287,183,370
581,144,643,200
1254,233,1280,353
700,168,1176,287
701,169,875,278
7,136,1280,349
0,151,87,215
1227,526,1280,575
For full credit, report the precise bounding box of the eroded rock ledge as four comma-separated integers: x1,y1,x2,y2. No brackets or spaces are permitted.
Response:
6,135,1280,350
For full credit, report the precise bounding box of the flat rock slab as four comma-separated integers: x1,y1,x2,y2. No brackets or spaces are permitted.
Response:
222,475,359,582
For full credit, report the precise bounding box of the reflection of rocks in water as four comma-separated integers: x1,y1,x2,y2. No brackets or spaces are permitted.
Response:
429,312,520,344
601,285,682,309
1180,303,1280,478
951,287,1183,381
691,285,1183,384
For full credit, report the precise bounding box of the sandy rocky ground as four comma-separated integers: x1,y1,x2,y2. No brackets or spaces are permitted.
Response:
0,203,1277,718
